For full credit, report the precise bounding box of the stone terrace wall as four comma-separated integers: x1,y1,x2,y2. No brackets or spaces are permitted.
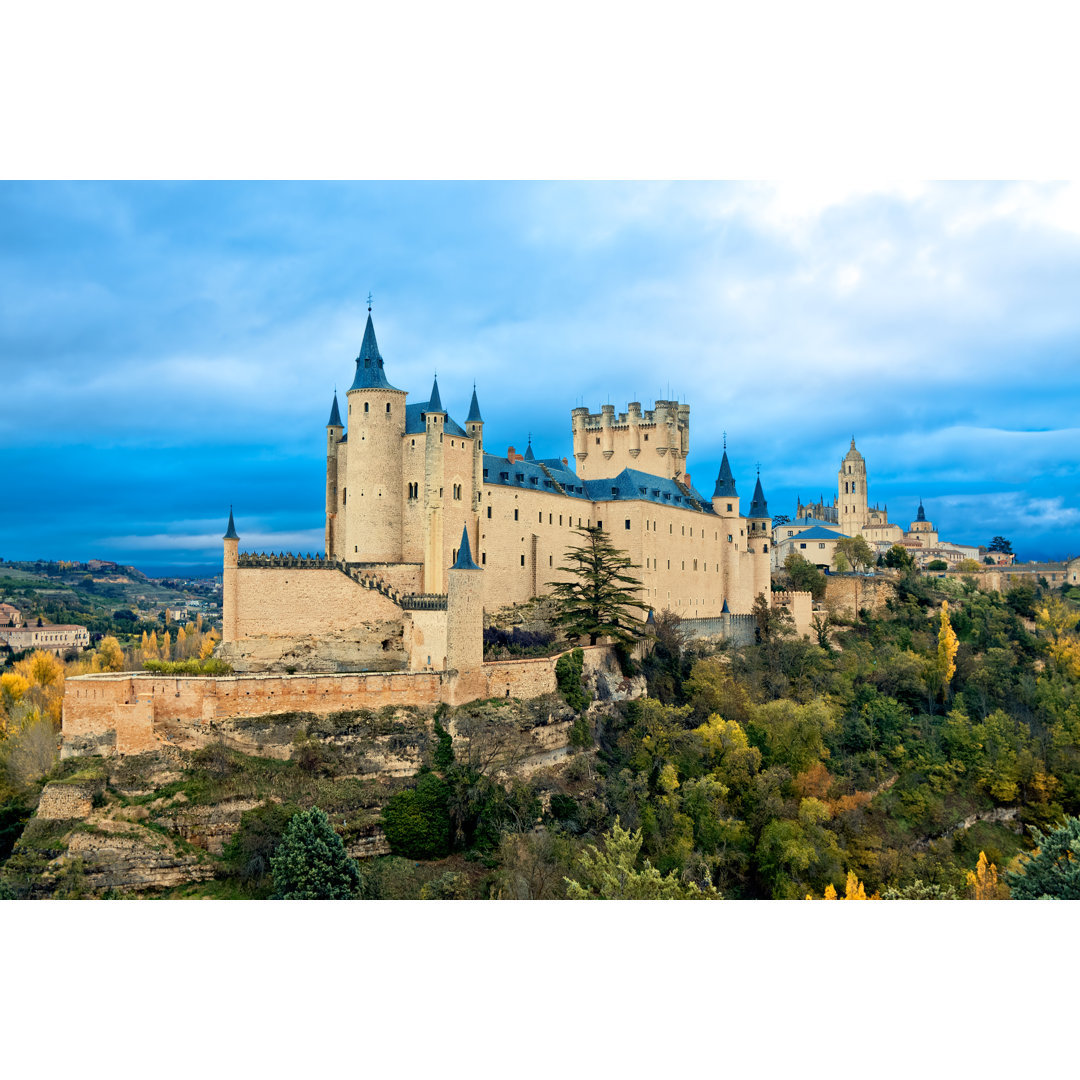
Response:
62,647,611,757
825,575,895,617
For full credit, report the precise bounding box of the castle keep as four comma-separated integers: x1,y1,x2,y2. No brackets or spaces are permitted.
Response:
222,309,779,674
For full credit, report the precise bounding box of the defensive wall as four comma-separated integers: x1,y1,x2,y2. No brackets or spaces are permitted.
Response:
824,575,896,616
61,647,615,758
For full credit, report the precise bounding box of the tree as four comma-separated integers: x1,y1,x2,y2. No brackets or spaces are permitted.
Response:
380,772,452,858
966,850,1006,899
885,545,916,571
92,636,124,673
269,806,362,899
751,592,794,644
564,818,717,899
958,558,982,573
936,600,958,700
925,559,948,572
547,526,648,647
555,648,589,712
784,551,827,600
989,536,1014,554
224,801,299,882
836,535,874,575
1005,817,1080,899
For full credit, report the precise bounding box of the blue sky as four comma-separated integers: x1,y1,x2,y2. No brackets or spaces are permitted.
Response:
2,180,1079,575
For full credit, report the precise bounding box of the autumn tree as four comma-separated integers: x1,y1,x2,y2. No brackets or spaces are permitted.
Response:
966,850,1007,899
548,526,648,647
91,636,125,673
935,600,959,701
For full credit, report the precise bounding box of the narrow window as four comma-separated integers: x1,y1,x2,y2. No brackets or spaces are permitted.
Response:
452,549,458,563
625,519,631,530
514,509,519,521
539,511,543,523
487,506,492,518
342,489,346,504
727,502,732,512
549,555,553,567
520,554,525,566
386,402,391,413
364,402,369,413
596,437,600,444
481,553,486,564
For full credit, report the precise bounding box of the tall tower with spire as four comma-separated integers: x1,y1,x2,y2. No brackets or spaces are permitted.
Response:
423,374,446,592
222,507,239,644
342,309,407,563
325,391,343,558
838,438,869,537
747,472,772,599
465,385,484,523
711,447,742,608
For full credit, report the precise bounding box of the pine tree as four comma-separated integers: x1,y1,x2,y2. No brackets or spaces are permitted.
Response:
269,807,362,899
547,526,648,647
1005,818,1080,899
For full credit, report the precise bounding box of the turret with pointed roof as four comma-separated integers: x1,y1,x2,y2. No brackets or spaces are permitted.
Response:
524,440,535,462
223,506,239,540
713,450,738,499
466,385,483,424
349,313,403,392
748,475,769,519
428,374,444,414
451,523,480,571
327,392,342,428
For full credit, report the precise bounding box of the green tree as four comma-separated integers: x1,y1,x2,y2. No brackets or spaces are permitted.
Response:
555,647,589,712
989,536,1014,555
925,559,948,572
269,807,362,899
836,535,874,575
1005,817,1080,899
432,718,455,771
783,551,827,600
564,818,718,899
883,545,916,571
548,526,648,647
380,772,452,859
751,592,795,644
223,801,298,883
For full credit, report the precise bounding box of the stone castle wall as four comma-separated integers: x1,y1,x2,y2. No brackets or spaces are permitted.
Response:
60,648,604,757
824,575,896,616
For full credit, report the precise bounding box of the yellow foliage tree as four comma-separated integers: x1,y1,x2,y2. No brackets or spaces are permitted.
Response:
937,600,958,698
162,630,171,660
845,870,868,899
176,625,187,657
196,613,204,632
199,629,220,660
966,851,1007,899
14,650,65,690
91,636,125,673
823,883,837,900
146,630,159,659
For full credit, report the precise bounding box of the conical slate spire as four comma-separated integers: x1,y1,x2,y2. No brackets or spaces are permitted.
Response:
428,375,444,413
524,440,535,461
327,392,342,427
713,450,738,498
451,524,480,570
749,475,769,519
223,506,239,540
917,500,926,522
466,385,483,423
349,313,402,391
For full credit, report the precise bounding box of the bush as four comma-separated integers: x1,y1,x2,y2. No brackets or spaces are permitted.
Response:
926,560,948,572
432,719,455,771
142,658,233,675
555,648,589,713
269,807,362,899
380,772,452,859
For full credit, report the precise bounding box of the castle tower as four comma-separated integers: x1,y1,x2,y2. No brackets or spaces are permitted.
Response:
222,507,239,644
344,311,406,563
711,450,741,607
838,438,868,536
446,524,483,675
466,385,484,521
423,374,446,592
325,391,343,559
747,473,772,599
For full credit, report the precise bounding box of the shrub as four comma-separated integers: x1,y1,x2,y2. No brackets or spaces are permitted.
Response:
380,772,452,859
142,658,233,675
223,801,299,882
432,719,455,771
555,648,589,713
269,807,362,899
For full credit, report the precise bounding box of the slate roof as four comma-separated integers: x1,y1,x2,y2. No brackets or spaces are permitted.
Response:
713,451,737,498
428,375,444,413
327,393,342,427
451,524,480,570
481,458,715,513
223,507,239,540
748,476,769,518
782,516,840,530
523,441,535,461
784,526,848,541
405,401,468,438
349,314,403,392
466,387,483,424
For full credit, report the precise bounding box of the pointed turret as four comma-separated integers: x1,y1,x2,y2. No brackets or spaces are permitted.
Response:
451,524,480,570
713,451,738,498
524,440,535,462
349,312,402,391
428,374,444,414
721,598,731,614
916,500,926,522
223,506,239,540
749,476,769,519
466,385,483,424
327,392,342,427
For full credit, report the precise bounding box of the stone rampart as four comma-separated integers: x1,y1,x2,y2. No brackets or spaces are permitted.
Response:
61,647,612,757
824,575,895,616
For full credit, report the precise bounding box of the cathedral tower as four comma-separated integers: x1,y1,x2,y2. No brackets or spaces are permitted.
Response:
343,311,406,563
838,438,868,536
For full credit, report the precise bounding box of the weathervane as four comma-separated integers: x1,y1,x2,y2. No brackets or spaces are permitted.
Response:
367,291,373,312
723,430,727,449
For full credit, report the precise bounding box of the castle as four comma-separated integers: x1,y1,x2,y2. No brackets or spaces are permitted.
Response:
773,439,980,569
220,308,782,675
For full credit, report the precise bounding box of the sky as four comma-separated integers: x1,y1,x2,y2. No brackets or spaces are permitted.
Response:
2,179,1079,575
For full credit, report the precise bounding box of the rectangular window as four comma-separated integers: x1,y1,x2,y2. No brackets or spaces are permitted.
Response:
514,509,519,521
596,520,602,529
539,511,543,523
487,506,492,518
819,543,825,549
481,553,486,564
667,560,670,569
625,519,631,530
549,555,553,567
727,503,733,512
727,535,733,543
520,554,525,566
559,515,563,525
800,542,806,548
